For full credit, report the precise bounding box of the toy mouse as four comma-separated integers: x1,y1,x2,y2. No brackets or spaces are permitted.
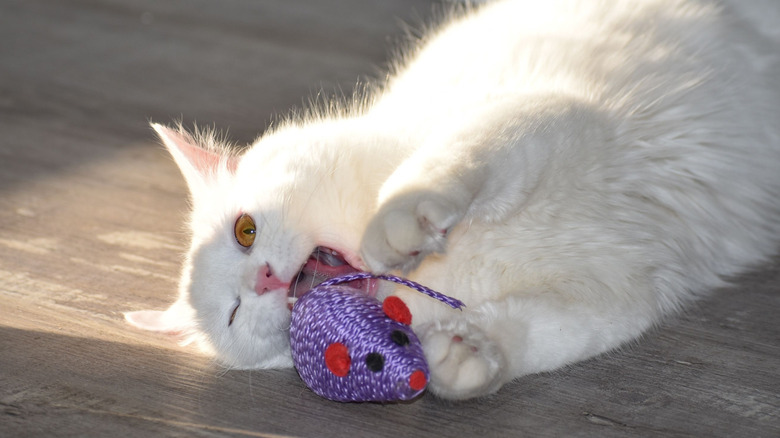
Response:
289,273,465,402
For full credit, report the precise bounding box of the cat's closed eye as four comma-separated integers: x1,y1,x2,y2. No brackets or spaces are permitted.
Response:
228,297,241,326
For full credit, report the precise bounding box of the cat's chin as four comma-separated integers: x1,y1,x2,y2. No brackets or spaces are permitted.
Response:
287,246,378,309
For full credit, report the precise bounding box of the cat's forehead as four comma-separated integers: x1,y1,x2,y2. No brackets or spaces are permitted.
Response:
233,151,303,202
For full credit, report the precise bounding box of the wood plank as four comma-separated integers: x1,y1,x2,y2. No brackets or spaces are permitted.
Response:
1,0,778,436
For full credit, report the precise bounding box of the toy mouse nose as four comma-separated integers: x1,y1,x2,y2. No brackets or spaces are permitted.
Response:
255,264,290,295
409,369,427,392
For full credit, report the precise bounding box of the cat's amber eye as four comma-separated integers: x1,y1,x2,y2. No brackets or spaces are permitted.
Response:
234,213,256,248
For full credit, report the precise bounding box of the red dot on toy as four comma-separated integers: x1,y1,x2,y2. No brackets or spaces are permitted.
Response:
409,369,427,391
382,296,412,325
324,342,351,377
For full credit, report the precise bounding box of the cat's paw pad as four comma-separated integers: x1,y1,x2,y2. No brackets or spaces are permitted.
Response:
361,192,464,272
419,321,505,400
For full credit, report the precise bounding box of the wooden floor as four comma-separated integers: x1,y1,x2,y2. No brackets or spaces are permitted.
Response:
1,1,778,436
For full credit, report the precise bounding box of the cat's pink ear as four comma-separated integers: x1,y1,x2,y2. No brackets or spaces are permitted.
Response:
125,310,181,334
151,123,237,193
124,300,194,336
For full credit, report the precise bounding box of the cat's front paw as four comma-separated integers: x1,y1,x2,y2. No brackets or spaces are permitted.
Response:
361,191,464,273
419,320,506,400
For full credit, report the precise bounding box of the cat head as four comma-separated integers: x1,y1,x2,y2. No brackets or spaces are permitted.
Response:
125,123,379,369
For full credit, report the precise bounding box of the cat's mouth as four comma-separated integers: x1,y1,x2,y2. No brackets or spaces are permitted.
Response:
287,246,377,309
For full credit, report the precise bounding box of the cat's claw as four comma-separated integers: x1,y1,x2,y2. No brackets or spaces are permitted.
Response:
418,320,506,400
361,192,464,273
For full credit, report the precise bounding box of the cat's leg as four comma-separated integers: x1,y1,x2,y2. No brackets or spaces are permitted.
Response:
362,94,609,273
413,287,658,400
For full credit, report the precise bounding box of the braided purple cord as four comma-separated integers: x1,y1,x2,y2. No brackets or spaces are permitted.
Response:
318,272,465,310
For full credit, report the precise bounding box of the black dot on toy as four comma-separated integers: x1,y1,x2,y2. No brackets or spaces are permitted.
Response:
391,330,410,346
365,352,385,372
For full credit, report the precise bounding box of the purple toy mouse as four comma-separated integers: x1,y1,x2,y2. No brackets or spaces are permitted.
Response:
290,273,464,402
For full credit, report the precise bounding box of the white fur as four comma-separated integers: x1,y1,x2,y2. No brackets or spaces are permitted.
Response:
127,0,780,400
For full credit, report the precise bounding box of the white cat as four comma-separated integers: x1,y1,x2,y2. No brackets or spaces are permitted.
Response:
126,0,780,400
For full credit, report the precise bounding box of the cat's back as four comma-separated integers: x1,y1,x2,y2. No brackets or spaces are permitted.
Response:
372,0,780,127
381,0,780,303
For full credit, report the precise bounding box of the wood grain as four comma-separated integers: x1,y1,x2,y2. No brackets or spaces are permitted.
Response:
1,1,778,436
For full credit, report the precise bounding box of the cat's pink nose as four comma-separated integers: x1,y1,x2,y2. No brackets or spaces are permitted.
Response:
255,264,290,295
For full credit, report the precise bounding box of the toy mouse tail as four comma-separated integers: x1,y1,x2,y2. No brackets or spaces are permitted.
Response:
319,273,466,310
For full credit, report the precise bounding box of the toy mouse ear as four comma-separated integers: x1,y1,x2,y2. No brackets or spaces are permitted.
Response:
383,296,412,326
324,343,351,377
